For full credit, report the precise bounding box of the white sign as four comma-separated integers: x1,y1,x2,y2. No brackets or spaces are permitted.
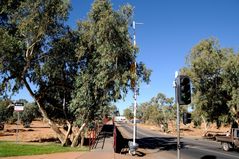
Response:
14,106,24,111
14,103,24,111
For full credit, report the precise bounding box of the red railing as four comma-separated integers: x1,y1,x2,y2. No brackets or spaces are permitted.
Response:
88,122,103,150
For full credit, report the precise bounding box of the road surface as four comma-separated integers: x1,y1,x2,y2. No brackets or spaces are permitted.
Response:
117,123,239,159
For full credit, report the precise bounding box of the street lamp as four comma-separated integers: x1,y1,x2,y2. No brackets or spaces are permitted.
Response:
128,20,143,156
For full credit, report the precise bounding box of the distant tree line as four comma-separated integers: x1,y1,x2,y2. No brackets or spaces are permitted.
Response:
0,99,40,128
124,93,176,132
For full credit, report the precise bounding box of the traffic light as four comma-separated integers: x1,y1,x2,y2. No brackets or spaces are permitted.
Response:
177,75,191,105
183,112,191,125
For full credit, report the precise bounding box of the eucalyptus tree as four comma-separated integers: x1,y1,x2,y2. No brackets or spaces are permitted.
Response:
70,0,151,146
184,38,231,128
0,0,151,147
150,93,174,130
123,108,133,119
0,0,80,145
222,52,239,125
137,93,174,131
138,102,151,123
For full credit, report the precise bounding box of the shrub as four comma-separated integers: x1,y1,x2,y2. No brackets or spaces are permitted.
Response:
0,99,14,123
20,103,40,128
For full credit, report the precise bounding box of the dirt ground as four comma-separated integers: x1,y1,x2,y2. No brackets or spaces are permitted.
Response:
0,120,56,142
0,120,230,142
138,122,230,138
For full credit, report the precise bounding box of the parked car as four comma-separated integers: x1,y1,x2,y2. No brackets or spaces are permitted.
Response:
216,128,239,151
130,119,142,124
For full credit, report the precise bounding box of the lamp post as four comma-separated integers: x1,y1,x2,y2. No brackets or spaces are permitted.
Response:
129,20,143,155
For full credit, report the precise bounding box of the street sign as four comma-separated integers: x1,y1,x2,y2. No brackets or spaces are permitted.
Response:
14,102,24,111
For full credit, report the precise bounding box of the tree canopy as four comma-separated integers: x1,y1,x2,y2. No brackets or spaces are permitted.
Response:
183,38,239,127
70,0,151,126
0,0,151,147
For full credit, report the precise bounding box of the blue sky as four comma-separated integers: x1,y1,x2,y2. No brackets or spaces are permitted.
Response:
14,0,239,114
67,0,239,114
68,0,239,112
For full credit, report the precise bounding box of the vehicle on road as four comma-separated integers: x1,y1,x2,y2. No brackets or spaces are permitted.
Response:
216,128,239,151
114,116,127,123
130,119,142,123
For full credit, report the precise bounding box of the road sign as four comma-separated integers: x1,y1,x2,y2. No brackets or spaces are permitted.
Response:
14,102,24,111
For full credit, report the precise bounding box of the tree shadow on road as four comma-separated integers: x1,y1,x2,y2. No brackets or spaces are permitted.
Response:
136,136,186,151
201,155,217,159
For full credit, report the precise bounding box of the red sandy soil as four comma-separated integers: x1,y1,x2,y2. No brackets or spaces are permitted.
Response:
0,120,56,142
138,122,230,138
0,120,230,142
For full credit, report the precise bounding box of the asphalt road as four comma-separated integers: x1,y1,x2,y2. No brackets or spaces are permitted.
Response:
117,123,239,159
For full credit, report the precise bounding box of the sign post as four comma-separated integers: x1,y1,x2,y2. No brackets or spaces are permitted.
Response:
14,102,24,143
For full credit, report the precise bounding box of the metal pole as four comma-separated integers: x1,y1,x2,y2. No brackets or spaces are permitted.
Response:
174,71,180,159
16,111,19,143
133,21,137,146
128,20,143,155
133,73,137,145
177,101,180,159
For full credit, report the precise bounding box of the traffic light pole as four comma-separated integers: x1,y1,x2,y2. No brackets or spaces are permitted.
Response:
174,73,191,159
177,99,181,159
174,72,181,159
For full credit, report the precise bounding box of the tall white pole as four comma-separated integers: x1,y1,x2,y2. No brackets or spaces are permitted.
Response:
133,21,137,146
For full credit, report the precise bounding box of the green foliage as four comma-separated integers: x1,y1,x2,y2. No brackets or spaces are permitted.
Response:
184,38,239,126
0,99,40,127
134,92,174,131
20,102,40,127
70,0,151,124
123,108,133,119
222,53,239,120
0,0,78,122
0,0,151,146
0,99,13,123
191,111,202,128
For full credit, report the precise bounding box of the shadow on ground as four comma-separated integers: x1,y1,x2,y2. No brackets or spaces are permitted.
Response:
136,136,186,151
92,125,114,149
201,155,217,159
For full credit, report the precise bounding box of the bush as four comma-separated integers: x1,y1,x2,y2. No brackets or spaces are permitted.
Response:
0,99,14,123
20,103,40,128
